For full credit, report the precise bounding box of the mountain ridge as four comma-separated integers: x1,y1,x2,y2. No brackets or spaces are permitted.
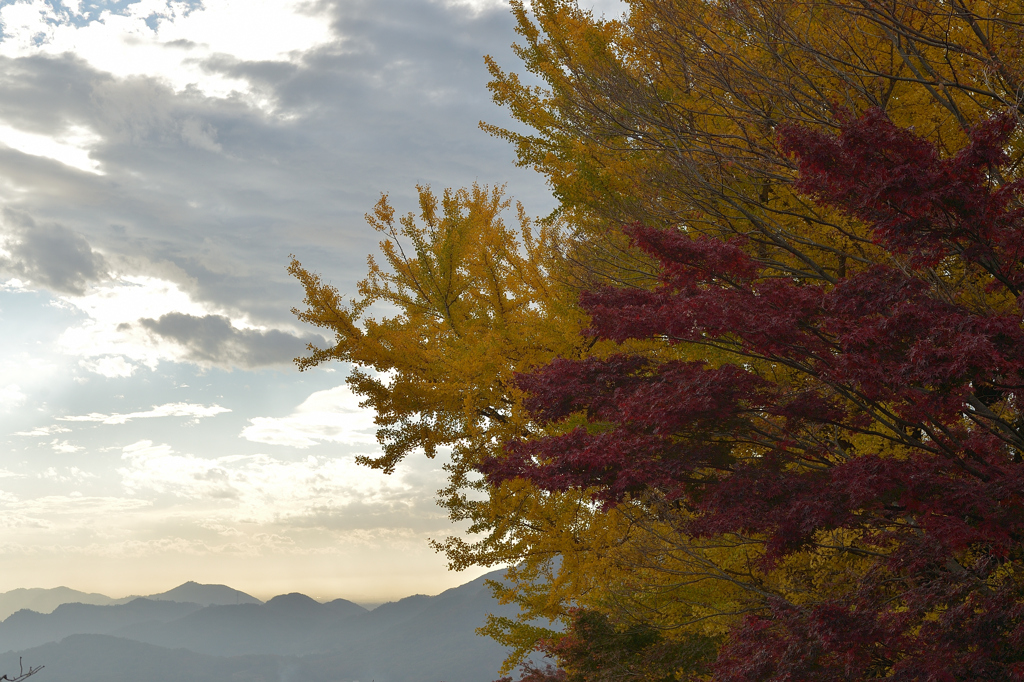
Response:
144,581,262,607
0,588,124,622
0,569,538,682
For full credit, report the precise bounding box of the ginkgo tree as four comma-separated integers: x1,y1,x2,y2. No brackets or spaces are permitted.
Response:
289,183,629,575
290,182,580,467
290,186,750,674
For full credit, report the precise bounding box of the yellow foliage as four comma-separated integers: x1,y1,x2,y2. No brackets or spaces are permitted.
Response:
291,184,768,673
290,183,590,475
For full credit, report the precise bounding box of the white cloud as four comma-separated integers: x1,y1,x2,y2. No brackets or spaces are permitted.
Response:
50,439,84,454
0,383,26,410
241,385,378,448
13,425,71,437
79,355,136,378
0,494,152,530
57,275,213,370
40,465,96,481
0,0,335,102
59,401,230,425
0,122,104,174
119,440,423,524
57,275,313,372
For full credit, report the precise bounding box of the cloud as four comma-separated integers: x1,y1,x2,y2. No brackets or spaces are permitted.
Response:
52,276,325,372
50,439,84,454
79,355,136,378
0,0,556,334
0,383,26,410
0,0,558,598
0,494,152,530
56,275,220,370
0,121,104,174
14,425,72,437
178,116,222,152
118,440,436,526
59,402,230,425
241,385,377,448
40,466,95,481
138,312,325,369
0,0,334,99
0,209,108,295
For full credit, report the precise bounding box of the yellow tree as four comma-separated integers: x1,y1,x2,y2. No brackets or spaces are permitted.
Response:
291,184,758,673
290,183,630,581
291,182,586,482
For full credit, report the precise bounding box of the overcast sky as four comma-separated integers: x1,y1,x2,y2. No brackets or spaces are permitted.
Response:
0,0,625,604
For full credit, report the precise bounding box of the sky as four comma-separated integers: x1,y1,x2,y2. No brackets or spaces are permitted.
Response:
0,0,626,605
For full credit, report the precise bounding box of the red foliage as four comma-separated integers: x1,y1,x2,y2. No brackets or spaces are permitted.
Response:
780,109,1024,292
481,110,1024,679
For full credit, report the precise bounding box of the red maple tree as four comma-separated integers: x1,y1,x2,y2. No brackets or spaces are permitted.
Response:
483,109,1024,680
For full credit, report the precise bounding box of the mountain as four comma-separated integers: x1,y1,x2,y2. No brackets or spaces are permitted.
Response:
303,571,529,682
0,635,328,682
0,588,120,621
0,581,260,623
0,598,204,653
0,569,537,682
144,581,262,607
123,597,366,656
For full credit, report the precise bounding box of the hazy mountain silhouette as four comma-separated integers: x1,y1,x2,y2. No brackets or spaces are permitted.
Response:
303,571,529,682
0,635,328,682
0,581,261,623
0,588,120,621
145,581,262,607
125,594,367,656
0,569,539,682
0,599,204,652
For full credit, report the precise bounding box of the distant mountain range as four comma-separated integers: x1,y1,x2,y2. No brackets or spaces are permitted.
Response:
0,588,122,621
0,570,535,682
0,582,262,621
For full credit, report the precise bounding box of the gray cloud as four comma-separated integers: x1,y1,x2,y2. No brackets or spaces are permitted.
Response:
0,0,553,325
138,312,326,369
1,209,108,294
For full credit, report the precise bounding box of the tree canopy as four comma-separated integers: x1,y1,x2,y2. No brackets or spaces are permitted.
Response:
291,0,1024,678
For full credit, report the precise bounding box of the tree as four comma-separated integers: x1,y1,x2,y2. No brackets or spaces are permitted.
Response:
543,609,717,682
289,183,606,571
486,0,1024,258
291,186,751,674
294,0,1024,676
474,0,1024,671
483,108,1024,679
